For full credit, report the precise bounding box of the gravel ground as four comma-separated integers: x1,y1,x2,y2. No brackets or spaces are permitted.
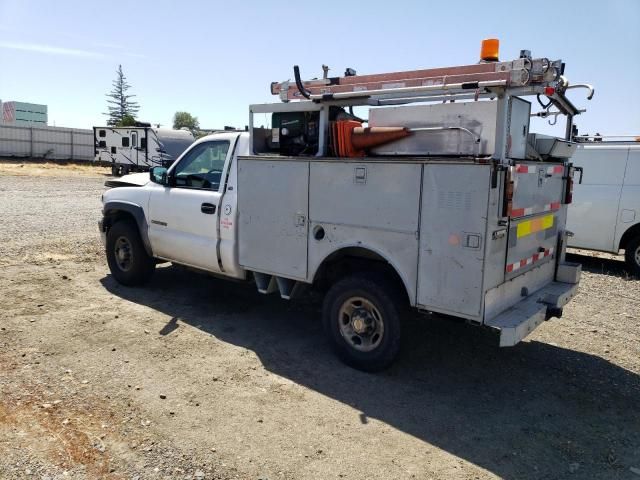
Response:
0,163,639,480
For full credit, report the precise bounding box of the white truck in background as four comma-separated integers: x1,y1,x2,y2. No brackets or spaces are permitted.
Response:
567,135,640,275
99,43,589,371
94,124,194,176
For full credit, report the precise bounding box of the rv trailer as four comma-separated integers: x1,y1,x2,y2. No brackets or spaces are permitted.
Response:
94,125,194,176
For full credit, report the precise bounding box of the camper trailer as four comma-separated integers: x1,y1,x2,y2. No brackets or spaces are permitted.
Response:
94,125,194,176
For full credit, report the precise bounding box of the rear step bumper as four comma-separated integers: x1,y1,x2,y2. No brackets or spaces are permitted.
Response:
486,265,581,347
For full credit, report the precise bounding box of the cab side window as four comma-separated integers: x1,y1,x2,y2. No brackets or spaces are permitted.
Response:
172,141,230,191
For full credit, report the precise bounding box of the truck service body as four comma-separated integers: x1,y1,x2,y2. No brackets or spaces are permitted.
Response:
100,43,588,370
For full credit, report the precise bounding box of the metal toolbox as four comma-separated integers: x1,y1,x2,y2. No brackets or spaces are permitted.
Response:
369,98,531,159
532,134,577,159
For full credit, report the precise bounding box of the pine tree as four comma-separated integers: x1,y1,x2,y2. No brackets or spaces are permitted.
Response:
104,65,140,126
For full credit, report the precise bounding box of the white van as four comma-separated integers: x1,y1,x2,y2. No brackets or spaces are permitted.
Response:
567,137,640,275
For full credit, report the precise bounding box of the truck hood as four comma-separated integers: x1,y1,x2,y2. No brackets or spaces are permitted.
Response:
105,172,150,188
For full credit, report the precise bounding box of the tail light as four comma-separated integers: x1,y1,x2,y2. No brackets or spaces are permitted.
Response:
502,167,514,216
565,166,574,204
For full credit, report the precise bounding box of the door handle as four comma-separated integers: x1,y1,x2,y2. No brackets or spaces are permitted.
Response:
201,203,216,215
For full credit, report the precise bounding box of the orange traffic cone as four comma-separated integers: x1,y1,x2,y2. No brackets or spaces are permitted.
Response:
331,121,413,157
351,127,412,151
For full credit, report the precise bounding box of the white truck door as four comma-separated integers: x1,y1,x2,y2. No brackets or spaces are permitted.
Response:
567,146,628,252
615,147,640,249
147,139,231,272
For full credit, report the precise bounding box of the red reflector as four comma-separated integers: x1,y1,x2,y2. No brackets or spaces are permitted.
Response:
503,177,514,217
544,86,555,96
565,177,574,204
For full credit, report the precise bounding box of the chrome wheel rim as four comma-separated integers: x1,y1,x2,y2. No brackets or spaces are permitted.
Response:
114,236,133,271
338,296,384,352
635,245,640,267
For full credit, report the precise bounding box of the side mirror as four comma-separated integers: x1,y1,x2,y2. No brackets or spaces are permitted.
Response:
150,166,168,185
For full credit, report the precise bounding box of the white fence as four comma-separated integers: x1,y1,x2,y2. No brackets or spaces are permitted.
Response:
0,124,94,161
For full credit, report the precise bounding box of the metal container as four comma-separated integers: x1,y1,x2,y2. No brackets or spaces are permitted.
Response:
369,98,530,159
532,134,577,159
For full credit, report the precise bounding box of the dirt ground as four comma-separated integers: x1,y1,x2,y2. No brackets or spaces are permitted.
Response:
0,160,639,480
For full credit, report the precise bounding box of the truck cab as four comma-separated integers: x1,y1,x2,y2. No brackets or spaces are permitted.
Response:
101,131,247,281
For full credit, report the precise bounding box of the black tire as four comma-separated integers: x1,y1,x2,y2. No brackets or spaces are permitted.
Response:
322,273,403,372
624,234,640,278
110,165,118,176
106,220,155,286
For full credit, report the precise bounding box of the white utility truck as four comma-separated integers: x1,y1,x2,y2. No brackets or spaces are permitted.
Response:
567,135,640,275
94,124,194,176
100,42,589,371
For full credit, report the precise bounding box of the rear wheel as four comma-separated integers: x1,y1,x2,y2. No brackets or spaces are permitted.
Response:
106,220,155,286
323,273,403,372
624,234,640,277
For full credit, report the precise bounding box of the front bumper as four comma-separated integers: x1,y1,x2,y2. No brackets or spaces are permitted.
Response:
485,263,581,347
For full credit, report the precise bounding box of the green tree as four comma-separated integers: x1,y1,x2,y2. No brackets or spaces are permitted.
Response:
117,114,137,127
173,111,200,132
104,65,140,126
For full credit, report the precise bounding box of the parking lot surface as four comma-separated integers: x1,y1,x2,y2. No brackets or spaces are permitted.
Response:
1,162,639,479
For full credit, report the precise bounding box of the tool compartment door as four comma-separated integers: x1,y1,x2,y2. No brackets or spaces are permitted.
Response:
417,164,490,319
237,159,309,280
505,162,565,278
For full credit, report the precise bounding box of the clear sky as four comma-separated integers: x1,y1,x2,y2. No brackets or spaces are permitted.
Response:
1,0,638,137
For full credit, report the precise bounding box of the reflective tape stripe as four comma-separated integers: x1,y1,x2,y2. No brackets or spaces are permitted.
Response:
516,214,555,238
506,247,555,273
516,164,537,174
514,164,564,176
510,202,561,218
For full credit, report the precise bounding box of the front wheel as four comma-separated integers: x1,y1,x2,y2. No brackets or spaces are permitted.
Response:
624,234,640,278
323,273,403,372
106,220,155,286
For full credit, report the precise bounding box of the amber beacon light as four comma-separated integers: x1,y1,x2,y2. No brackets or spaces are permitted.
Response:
480,38,500,62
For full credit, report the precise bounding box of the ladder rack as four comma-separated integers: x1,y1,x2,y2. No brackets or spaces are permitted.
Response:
252,46,594,157
272,56,564,102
